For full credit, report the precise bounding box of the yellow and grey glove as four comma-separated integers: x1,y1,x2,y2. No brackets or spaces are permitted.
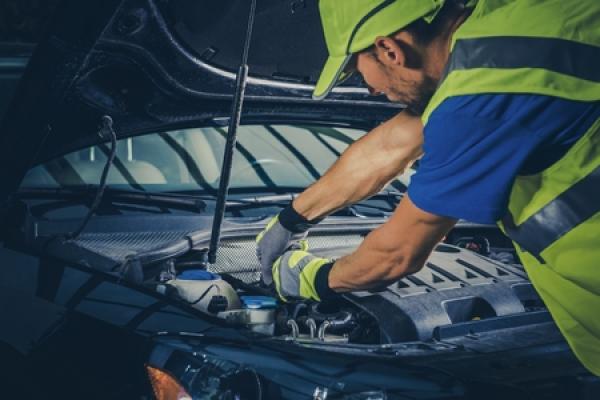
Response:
256,204,322,286
272,248,337,302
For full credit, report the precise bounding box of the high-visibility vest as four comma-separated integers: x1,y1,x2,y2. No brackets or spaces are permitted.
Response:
422,0,600,375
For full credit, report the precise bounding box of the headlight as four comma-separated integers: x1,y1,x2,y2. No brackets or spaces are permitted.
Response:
148,343,463,399
179,354,262,399
148,352,262,400
146,365,192,400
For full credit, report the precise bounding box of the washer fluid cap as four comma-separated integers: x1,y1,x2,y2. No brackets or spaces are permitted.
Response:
178,270,221,281
240,296,278,309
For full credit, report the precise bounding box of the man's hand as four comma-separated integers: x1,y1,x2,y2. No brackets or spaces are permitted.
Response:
256,205,321,285
272,247,334,302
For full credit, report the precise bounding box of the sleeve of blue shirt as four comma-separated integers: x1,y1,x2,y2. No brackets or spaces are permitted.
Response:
408,94,599,224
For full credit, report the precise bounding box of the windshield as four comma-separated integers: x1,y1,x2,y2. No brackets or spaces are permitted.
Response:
20,124,414,193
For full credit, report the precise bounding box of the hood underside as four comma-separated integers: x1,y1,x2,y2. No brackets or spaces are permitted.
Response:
0,0,400,205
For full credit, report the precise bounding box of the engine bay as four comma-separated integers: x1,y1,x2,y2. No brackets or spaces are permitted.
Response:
147,230,542,346
19,212,547,347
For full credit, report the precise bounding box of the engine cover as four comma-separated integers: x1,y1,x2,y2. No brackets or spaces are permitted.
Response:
334,243,539,343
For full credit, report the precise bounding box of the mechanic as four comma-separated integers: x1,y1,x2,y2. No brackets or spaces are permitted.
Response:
256,0,600,375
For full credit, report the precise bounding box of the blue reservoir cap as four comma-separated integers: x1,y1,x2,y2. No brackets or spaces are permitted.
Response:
240,296,278,309
178,270,220,281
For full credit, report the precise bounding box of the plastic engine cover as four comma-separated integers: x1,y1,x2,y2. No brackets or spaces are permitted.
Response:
332,244,537,343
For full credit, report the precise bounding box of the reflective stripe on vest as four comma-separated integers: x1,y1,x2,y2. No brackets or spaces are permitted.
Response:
503,165,600,262
421,0,600,125
441,36,600,84
423,35,600,124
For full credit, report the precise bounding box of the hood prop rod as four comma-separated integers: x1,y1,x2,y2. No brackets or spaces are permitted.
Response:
207,0,257,264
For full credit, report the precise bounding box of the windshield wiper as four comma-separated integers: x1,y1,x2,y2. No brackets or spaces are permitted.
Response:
373,188,405,199
17,186,206,213
163,186,402,217
227,190,402,207
225,193,296,207
200,192,396,218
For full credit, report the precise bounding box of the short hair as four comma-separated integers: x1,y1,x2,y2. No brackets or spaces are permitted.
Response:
403,0,469,45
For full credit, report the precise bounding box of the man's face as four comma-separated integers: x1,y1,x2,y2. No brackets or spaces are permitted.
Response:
347,41,438,115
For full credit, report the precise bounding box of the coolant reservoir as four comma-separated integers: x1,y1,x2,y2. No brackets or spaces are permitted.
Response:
218,296,278,335
166,270,241,313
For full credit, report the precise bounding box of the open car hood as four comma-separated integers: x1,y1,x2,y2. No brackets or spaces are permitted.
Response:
0,0,400,205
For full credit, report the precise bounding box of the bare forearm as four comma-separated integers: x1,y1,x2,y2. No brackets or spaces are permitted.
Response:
293,112,423,220
328,196,457,292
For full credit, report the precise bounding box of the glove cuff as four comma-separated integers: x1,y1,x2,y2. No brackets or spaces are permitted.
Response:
315,262,338,301
279,203,324,233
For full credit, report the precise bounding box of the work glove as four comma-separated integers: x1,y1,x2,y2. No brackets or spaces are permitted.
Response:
272,247,336,302
256,204,321,285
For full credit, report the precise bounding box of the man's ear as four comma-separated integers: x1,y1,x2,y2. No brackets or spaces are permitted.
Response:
373,35,406,66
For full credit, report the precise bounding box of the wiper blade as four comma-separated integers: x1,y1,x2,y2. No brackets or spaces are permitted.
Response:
341,204,391,218
161,188,401,216
225,193,296,208
17,186,206,213
373,189,405,199
172,192,296,208
236,193,297,203
224,193,393,218
199,191,399,216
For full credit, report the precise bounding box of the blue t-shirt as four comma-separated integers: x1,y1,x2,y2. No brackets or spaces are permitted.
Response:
408,94,600,224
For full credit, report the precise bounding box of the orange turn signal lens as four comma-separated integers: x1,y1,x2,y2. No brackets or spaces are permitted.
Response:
146,364,193,400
